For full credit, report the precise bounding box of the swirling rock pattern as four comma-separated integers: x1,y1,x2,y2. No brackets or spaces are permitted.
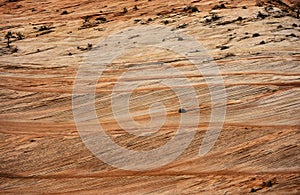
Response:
0,0,299,194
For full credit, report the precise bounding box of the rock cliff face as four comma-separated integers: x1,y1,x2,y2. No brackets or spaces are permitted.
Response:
0,0,299,194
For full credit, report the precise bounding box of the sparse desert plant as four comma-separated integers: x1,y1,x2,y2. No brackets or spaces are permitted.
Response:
16,32,24,40
5,31,13,48
133,5,139,11
11,46,18,53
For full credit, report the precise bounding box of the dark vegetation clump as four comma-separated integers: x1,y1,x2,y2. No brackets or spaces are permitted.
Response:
38,25,52,31
163,20,169,25
177,23,188,29
61,10,69,15
77,43,93,51
257,11,267,19
1,32,19,55
259,40,266,44
250,179,275,193
224,53,236,58
183,5,199,13
220,3,226,8
250,188,257,193
16,32,24,40
205,14,221,23
11,47,18,53
264,6,273,12
134,18,142,23
211,14,221,21
78,19,99,30
256,0,264,7
34,25,55,36
287,33,296,37
212,3,226,10
294,1,300,18
178,108,187,113
262,180,273,188
4,31,24,48
220,45,229,50
133,5,139,11
253,33,260,37
237,16,243,21
177,37,184,41
5,31,13,48
95,17,107,23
